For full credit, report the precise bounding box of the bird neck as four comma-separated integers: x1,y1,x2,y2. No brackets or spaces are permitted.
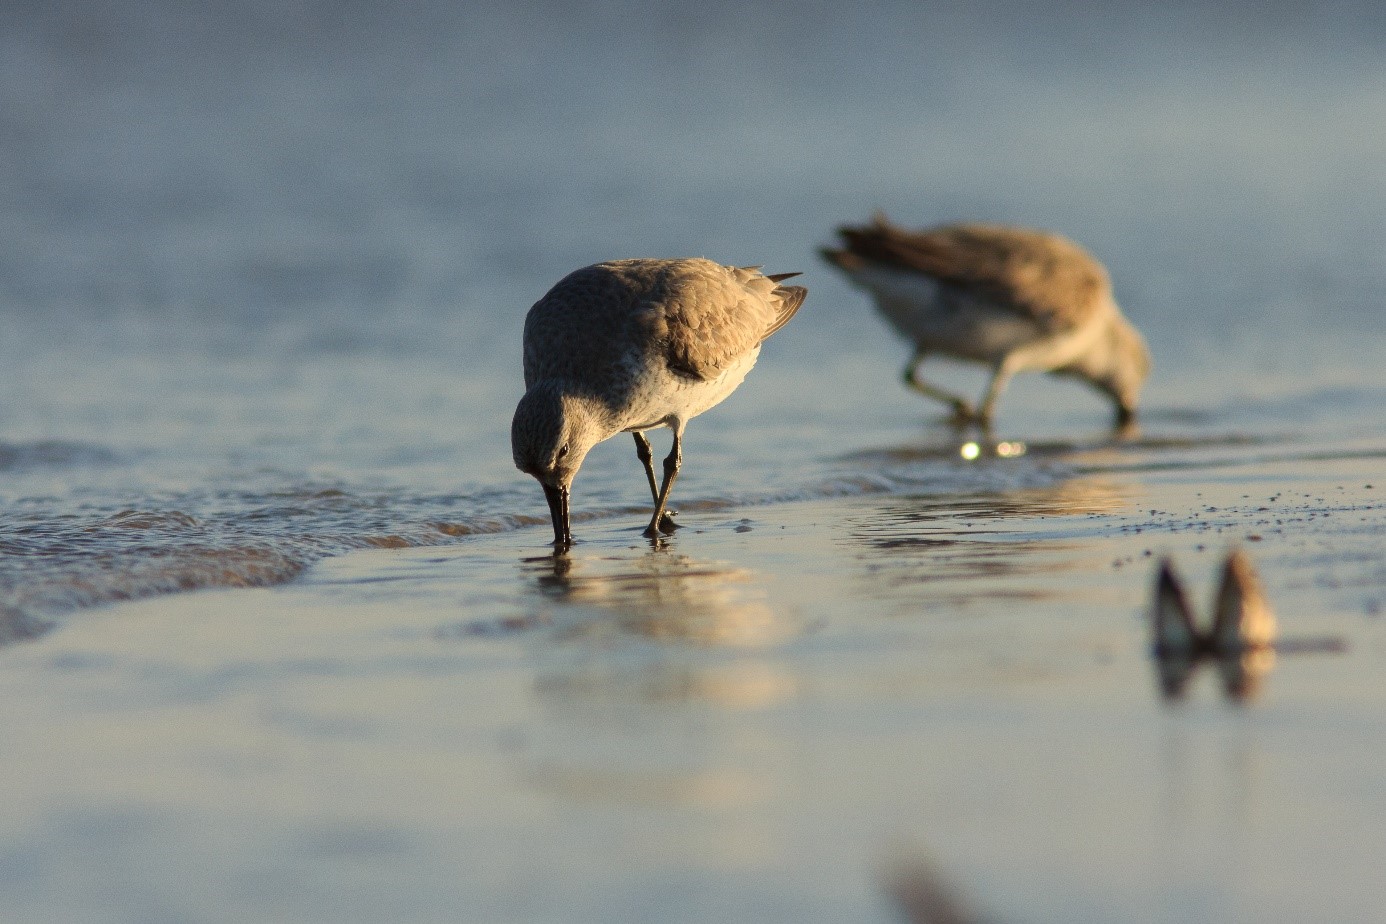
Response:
530,380,619,438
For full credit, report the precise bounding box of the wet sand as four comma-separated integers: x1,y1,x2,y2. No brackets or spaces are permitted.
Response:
1,442,1382,923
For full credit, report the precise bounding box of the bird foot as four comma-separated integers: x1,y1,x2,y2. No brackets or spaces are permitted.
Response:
947,402,977,426
642,513,680,538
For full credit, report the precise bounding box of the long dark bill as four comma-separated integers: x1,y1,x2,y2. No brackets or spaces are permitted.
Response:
542,482,572,551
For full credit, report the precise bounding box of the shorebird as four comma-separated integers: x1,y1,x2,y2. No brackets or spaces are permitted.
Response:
821,214,1150,427
511,258,806,550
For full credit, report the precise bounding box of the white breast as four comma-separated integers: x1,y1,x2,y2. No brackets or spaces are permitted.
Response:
620,347,761,433
849,265,1051,362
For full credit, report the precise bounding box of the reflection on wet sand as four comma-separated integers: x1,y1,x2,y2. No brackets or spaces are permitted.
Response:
879,845,992,924
534,656,797,713
521,653,790,807
840,477,1134,604
523,548,797,648
1153,647,1277,704
850,476,1133,544
514,549,799,809
520,547,802,709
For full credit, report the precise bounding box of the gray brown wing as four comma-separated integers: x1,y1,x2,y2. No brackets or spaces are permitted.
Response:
637,260,798,381
524,259,803,386
830,219,1107,331
522,263,654,389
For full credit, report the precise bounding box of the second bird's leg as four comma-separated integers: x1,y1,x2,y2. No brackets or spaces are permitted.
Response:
903,349,974,423
976,354,1022,427
633,431,678,532
644,430,682,538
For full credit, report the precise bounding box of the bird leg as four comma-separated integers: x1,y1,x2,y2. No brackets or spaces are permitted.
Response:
542,482,572,552
903,349,974,423
643,431,682,538
633,432,659,499
633,432,678,532
976,355,1021,426
1113,403,1139,437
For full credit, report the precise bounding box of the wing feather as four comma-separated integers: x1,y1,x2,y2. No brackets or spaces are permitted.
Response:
826,217,1108,331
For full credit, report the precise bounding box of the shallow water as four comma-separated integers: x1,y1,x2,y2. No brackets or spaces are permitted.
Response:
3,452,1382,923
4,0,1386,632
2,2,1385,921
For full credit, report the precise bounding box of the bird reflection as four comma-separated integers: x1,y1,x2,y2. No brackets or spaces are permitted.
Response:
879,846,996,924
522,547,795,648
843,477,1131,600
515,549,799,807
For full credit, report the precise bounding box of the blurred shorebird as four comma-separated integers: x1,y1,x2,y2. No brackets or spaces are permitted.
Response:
820,214,1150,427
1152,549,1277,700
1152,549,1277,659
511,258,806,550
1151,548,1348,701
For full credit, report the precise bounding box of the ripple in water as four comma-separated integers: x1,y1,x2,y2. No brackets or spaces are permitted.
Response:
2,432,1380,646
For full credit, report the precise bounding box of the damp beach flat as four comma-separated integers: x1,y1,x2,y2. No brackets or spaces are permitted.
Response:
2,440,1383,923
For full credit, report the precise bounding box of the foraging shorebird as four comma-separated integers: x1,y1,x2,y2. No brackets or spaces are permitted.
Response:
820,214,1150,427
511,258,806,550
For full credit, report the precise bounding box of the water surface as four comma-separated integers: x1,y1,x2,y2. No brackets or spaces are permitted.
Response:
4,0,1385,630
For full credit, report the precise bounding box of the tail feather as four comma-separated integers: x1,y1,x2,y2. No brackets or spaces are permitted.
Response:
762,283,807,341
817,245,864,271
820,213,915,273
836,222,934,271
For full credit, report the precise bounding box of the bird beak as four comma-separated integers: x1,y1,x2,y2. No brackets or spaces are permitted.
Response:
543,482,571,551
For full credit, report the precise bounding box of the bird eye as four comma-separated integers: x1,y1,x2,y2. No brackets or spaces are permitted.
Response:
557,443,570,458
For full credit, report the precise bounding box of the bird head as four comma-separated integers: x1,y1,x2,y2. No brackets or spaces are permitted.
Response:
512,383,608,550
1064,313,1151,428
1106,317,1152,426
510,382,603,490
